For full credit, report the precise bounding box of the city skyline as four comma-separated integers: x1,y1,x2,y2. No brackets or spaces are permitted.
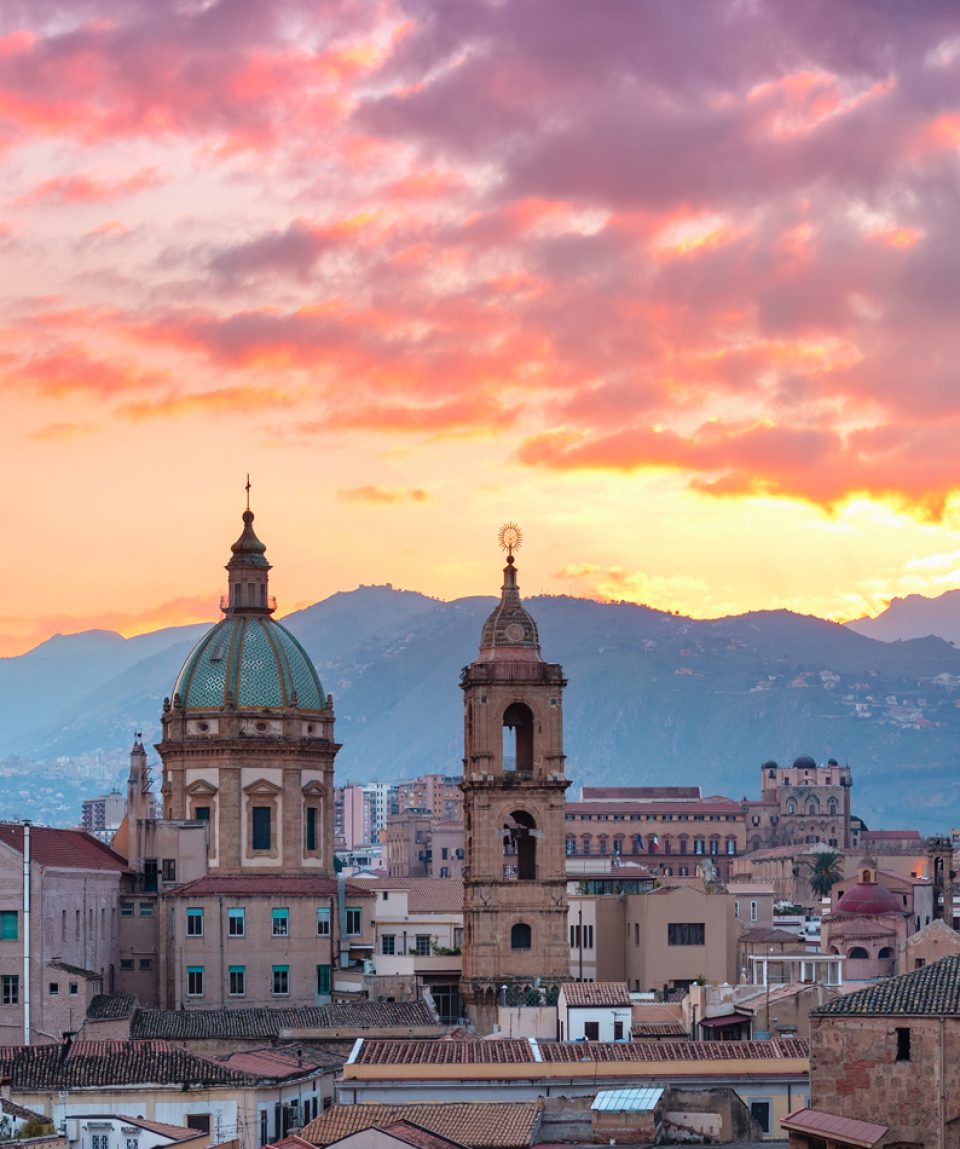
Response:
4,2,960,655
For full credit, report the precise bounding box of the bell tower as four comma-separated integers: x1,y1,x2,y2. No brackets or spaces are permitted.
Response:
460,525,570,1033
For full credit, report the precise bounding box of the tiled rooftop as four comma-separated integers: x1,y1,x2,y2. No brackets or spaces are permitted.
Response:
353,1040,533,1066
300,1103,542,1149
112,1117,208,1143
559,981,632,1008
48,961,100,980
168,874,373,898
815,953,960,1016
132,1000,438,1040
737,927,805,945
782,1108,888,1148
9,1040,252,1090
0,823,128,871
359,877,465,914
629,1022,687,1038
379,1119,470,1149
1,1098,50,1124
351,1037,807,1067
538,1038,808,1063
217,1046,346,1079
87,993,137,1020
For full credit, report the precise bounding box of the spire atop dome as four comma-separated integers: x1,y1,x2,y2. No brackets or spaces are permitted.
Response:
223,491,275,614
478,524,541,661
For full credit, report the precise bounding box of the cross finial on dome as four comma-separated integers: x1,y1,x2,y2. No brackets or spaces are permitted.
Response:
245,473,251,511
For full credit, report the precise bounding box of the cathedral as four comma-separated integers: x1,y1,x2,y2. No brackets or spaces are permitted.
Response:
115,501,375,1009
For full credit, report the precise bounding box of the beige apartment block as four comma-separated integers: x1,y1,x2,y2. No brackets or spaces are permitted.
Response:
159,875,374,1010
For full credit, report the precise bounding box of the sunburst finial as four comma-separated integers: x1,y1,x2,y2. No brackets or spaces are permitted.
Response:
498,522,523,560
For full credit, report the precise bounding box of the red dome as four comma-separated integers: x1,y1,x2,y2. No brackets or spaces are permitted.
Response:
836,881,903,915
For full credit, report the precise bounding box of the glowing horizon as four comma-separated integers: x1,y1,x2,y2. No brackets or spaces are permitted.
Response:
4,2,960,658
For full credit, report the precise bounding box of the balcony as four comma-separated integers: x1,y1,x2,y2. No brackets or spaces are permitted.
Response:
374,952,462,977
220,593,277,613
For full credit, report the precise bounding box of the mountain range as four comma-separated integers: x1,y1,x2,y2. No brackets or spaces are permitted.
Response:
4,586,960,831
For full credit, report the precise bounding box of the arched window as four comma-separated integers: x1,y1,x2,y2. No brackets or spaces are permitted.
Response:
828,798,837,815
502,702,534,773
878,947,893,959
581,834,592,856
565,836,576,856
808,801,818,816
787,800,796,815
511,922,531,950
598,835,608,856
613,835,624,855
504,810,537,879
849,947,869,959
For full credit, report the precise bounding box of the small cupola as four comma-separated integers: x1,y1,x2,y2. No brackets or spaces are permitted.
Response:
223,483,275,615
478,523,542,662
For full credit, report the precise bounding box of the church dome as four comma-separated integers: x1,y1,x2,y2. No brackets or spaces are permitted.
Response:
169,498,326,713
172,615,325,712
836,880,904,916
792,754,817,770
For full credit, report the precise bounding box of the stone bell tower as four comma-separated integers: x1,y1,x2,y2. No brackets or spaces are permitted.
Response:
460,525,570,1033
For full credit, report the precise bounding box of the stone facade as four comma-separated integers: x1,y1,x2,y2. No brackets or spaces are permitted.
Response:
459,546,570,1031
743,755,853,853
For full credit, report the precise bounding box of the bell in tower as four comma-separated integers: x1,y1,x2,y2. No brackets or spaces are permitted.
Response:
459,524,571,1033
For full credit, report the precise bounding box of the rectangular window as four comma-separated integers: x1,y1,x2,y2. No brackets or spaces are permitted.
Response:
139,958,152,971
694,839,704,855
272,908,289,937
2,975,19,1005
346,907,362,936
252,806,271,850
414,934,431,955
194,806,210,823
127,1138,139,1149
668,922,706,946
187,966,204,997
710,839,719,855
186,907,204,936
316,964,331,995
228,908,245,936
896,1027,911,1061
750,900,758,923
121,902,134,917
138,902,154,917
49,982,59,996
584,1021,600,1040
272,965,289,995
381,934,396,955
69,982,78,995
306,806,317,852
162,858,176,883
726,840,736,855
120,958,134,971
186,1116,211,1135
0,911,18,940
229,966,246,996
584,925,594,950
316,908,331,937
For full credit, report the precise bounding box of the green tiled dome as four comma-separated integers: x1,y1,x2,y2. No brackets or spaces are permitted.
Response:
172,616,326,712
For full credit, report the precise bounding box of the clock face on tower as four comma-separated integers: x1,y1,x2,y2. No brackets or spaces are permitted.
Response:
506,623,526,642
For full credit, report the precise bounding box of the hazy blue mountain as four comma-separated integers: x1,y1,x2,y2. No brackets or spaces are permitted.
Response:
5,587,960,830
847,589,960,647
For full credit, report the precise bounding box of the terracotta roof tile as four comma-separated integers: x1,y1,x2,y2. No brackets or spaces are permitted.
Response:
167,875,372,898
301,1103,542,1149
9,1040,253,1090
815,953,960,1017
538,1038,808,1063
378,1120,470,1149
629,1022,687,1038
359,878,465,913
353,1040,533,1066
782,1108,888,1148
265,1136,316,1149
0,824,128,871
87,993,137,1020
218,1047,344,1079
560,982,632,1007
113,1117,207,1143
133,1000,437,1040
48,961,100,980
1,1098,50,1124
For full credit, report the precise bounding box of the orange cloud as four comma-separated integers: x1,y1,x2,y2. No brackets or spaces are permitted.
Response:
118,385,298,421
30,421,97,442
7,347,168,398
337,486,429,504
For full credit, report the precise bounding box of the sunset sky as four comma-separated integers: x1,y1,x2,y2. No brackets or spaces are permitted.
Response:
3,0,960,657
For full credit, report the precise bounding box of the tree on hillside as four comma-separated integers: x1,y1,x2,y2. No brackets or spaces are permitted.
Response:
809,850,845,898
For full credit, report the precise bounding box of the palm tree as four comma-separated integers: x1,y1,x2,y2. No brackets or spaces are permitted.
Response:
808,850,844,898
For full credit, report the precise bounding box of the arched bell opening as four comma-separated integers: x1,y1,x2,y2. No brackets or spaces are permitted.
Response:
502,702,534,773
503,810,538,880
